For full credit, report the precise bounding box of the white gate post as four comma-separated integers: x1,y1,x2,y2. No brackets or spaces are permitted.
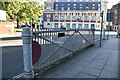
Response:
22,25,34,78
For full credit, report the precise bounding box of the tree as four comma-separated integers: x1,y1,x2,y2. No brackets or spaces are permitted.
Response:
1,1,43,27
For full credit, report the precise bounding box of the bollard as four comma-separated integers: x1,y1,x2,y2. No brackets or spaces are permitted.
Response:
103,28,106,40
22,25,34,78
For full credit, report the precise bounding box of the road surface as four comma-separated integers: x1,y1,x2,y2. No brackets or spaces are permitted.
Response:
2,44,23,78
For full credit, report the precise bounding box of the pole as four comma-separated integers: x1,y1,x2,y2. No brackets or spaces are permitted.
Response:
100,11,104,47
22,25,34,78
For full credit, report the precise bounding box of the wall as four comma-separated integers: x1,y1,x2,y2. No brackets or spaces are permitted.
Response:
0,22,15,34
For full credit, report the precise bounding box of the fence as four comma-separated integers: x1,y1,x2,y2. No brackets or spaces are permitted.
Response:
32,27,95,73
13,26,99,78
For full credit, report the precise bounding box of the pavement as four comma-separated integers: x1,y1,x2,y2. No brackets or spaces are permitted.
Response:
36,37,119,78
0,32,22,47
0,32,22,39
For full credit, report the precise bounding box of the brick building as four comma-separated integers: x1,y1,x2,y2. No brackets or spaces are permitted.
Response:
43,0,108,30
111,2,120,30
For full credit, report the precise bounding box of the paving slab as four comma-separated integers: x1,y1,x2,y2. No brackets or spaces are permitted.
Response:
76,73,97,78
99,70,118,78
36,38,119,78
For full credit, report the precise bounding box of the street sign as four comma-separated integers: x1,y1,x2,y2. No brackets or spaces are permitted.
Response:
32,41,42,65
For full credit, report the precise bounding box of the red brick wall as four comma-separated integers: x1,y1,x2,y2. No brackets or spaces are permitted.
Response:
44,13,53,22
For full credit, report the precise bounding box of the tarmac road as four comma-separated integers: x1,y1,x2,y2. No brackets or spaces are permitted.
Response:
2,45,23,78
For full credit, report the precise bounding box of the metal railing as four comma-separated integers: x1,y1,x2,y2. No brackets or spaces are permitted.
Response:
13,26,99,78
32,28,95,73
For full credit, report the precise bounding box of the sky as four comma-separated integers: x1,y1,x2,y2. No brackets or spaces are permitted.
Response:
107,0,119,9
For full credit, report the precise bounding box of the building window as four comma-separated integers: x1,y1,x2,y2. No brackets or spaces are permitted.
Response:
68,4,70,6
98,4,100,6
91,24,95,29
67,7,70,10
55,7,58,10
91,13,95,20
86,7,89,10
47,23,50,25
66,13,71,20
74,4,76,6
92,4,95,6
72,24,76,28
74,7,76,10
86,4,88,6
54,15,58,20
78,24,82,29
62,4,64,6
56,4,58,6
46,14,50,17
66,23,70,29
61,7,64,10
47,19,50,22
61,16,64,20
73,13,76,16
80,7,82,10
80,4,82,6
79,13,83,20
85,14,88,20
55,23,58,28
84,24,89,29
92,7,95,10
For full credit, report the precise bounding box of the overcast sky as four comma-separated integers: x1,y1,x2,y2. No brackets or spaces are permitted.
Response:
107,0,120,9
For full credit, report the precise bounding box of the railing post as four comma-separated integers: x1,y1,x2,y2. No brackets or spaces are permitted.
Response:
22,25,34,78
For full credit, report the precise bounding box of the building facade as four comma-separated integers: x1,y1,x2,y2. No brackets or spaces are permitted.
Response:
111,2,120,31
43,0,108,30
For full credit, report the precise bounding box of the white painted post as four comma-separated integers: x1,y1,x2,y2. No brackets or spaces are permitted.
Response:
103,28,106,39
22,25,34,78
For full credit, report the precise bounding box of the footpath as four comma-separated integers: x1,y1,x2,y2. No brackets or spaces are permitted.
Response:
0,32,22,47
36,37,119,78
